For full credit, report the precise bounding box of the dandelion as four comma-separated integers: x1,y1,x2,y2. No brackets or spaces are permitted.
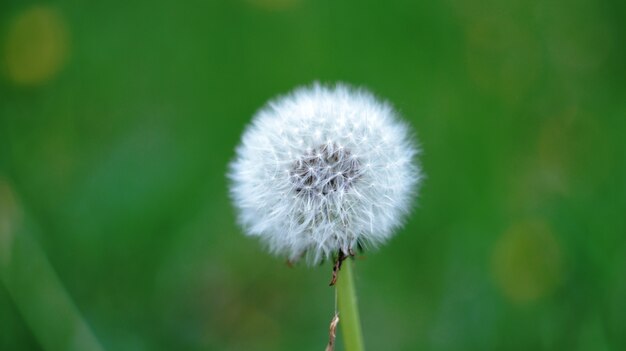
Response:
229,83,421,264
228,83,422,350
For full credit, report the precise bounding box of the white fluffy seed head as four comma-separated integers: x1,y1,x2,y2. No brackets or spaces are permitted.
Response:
228,83,422,264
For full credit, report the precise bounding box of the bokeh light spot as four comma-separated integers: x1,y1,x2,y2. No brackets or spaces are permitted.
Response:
537,0,612,73
533,109,577,199
464,16,541,104
3,5,70,86
492,220,563,303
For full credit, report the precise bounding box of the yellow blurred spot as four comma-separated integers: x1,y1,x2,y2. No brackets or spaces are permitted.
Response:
537,109,611,186
0,177,21,267
3,6,70,86
492,220,563,303
464,16,541,104
535,109,576,195
247,0,300,11
237,308,281,349
537,1,612,73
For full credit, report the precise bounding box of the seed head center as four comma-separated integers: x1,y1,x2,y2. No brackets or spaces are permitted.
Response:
290,143,361,196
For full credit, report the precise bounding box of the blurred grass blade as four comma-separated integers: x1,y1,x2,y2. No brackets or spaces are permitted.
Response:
0,180,104,351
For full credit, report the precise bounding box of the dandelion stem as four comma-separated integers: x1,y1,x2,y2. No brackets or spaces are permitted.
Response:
337,258,364,351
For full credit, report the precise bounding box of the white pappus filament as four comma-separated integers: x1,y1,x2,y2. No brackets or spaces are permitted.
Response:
228,83,422,264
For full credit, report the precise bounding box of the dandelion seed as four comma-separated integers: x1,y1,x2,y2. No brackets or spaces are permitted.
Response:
228,83,422,264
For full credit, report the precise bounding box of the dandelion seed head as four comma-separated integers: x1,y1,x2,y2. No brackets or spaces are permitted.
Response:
228,83,422,264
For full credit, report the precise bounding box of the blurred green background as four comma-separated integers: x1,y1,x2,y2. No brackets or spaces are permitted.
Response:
1,0,625,350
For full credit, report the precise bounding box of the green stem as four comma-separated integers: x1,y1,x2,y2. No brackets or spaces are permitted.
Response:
337,258,365,351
